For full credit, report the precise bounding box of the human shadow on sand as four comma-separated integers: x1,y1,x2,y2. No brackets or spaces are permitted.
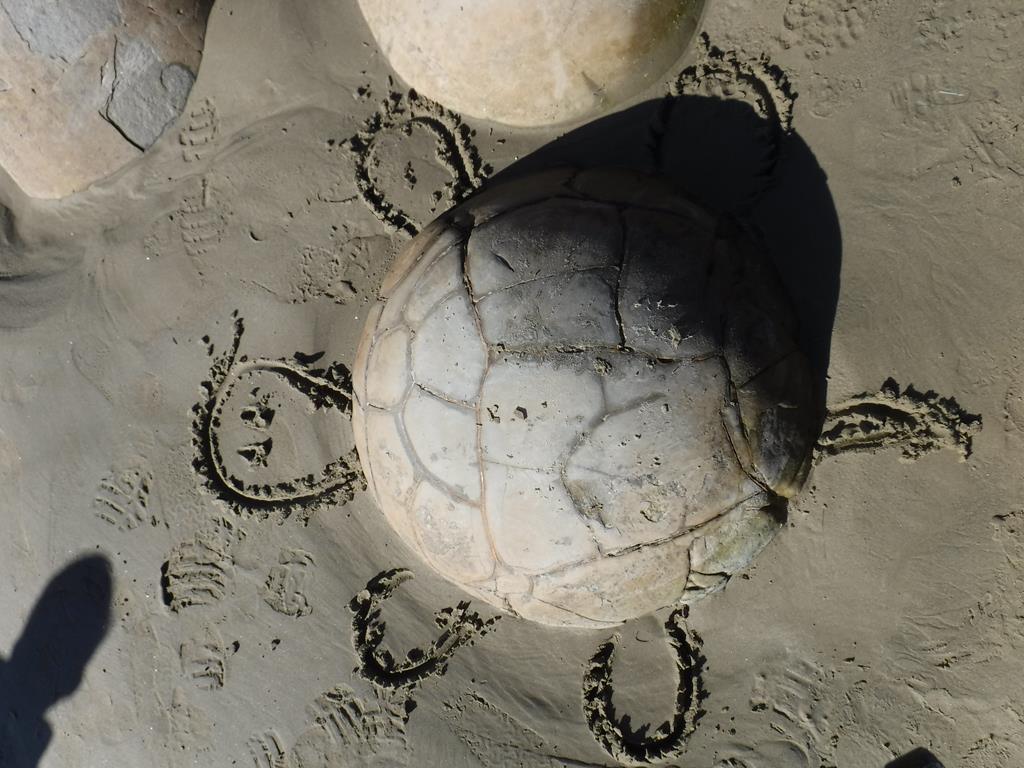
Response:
0,555,112,767
490,88,842,417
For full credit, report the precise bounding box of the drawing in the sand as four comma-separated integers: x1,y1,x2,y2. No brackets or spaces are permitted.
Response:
351,165,981,632
190,312,365,522
0,0,1012,765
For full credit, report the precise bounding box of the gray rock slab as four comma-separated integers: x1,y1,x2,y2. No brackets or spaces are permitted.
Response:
105,37,195,149
2,0,121,61
0,0,207,197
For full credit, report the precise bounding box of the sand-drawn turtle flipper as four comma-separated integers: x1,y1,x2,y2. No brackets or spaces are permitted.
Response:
685,376,982,601
817,377,981,461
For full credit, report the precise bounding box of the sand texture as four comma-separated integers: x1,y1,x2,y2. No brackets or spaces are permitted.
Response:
0,0,1022,766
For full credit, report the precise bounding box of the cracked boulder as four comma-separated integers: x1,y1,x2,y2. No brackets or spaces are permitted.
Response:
0,0,211,198
352,166,820,628
357,0,707,127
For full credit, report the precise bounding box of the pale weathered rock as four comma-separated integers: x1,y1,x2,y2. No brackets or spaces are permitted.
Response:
357,0,707,127
403,387,481,502
484,463,599,572
362,408,416,510
410,290,487,404
480,354,604,471
352,167,819,628
530,531,695,625
402,244,464,325
683,493,785,602
0,0,210,198
410,481,494,583
365,326,411,408
564,356,763,550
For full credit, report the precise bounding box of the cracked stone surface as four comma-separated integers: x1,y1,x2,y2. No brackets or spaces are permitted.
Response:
466,199,622,295
618,208,721,360
356,0,706,127
403,244,465,325
365,326,411,408
684,492,785,602
353,167,819,628
403,386,481,503
0,0,210,198
410,288,487,404
362,408,417,516
410,481,494,583
480,354,604,470
530,531,695,626
477,269,622,348
563,356,764,550
484,463,599,573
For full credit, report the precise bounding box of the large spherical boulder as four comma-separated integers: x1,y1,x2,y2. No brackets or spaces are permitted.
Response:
357,0,707,127
0,0,211,198
352,167,818,628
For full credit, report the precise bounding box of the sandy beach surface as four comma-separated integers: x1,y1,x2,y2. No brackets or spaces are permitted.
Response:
2,1,1023,766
